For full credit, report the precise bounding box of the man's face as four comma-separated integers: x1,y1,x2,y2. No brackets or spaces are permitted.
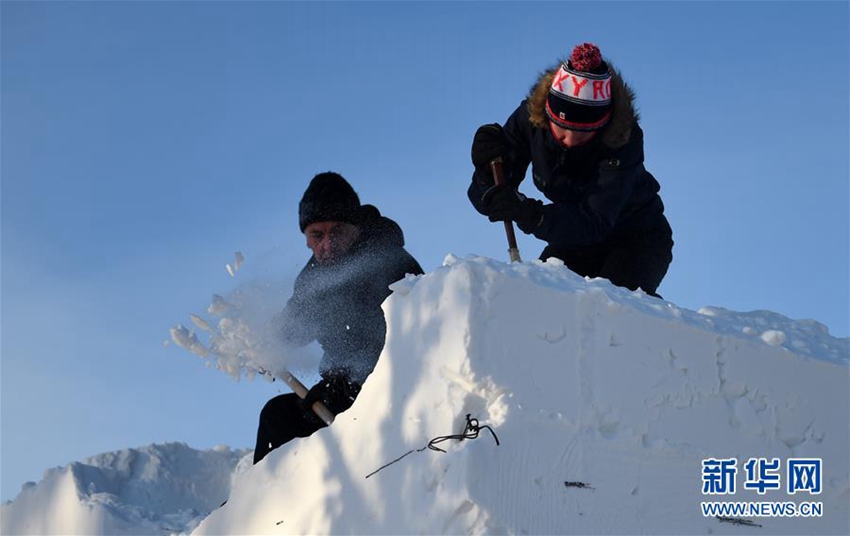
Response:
548,121,597,148
305,221,361,264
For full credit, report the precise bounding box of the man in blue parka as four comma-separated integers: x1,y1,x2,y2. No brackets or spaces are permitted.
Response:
468,43,673,297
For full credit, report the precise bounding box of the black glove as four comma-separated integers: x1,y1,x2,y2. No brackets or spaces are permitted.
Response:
302,373,362,418
481,184,544,234
471,123,508,174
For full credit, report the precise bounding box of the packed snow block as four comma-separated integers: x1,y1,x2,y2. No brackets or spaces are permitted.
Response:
195,255,848,535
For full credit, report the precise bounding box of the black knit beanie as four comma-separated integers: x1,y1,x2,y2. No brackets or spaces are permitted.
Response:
546,43,613,132
298,172,362,232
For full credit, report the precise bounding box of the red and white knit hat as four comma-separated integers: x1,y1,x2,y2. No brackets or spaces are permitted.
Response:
546,43,613,131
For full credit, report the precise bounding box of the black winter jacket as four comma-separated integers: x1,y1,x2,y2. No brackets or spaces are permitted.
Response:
469,63,672,253
277,205,423,384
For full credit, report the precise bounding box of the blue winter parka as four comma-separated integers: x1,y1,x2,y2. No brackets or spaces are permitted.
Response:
468,63,673,253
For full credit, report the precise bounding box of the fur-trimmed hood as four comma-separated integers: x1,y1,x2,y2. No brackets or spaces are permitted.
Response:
526,60,638,149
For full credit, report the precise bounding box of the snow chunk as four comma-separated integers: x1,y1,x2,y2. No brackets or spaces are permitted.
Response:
189,313,214,333
760,329,787,346
225,251,245,277
169,324,209,357
207,293,235,316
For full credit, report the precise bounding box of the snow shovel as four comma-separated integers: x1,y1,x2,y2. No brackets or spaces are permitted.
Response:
489,157,522,263
276,368,336,426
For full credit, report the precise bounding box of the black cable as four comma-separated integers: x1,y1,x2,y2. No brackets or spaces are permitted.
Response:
365,414,500,479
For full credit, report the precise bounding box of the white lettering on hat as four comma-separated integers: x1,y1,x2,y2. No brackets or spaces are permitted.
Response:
550,65,611,105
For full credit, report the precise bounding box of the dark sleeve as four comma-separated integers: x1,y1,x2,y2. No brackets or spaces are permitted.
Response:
467,102,534,214
323,248,421,363
532,134,645,247
340,280,388,363
354,248,423,356
397,250,424,279
276,270,318,348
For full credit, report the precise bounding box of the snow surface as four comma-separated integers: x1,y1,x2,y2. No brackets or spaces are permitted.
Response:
1,442,250,535
3,255,848,535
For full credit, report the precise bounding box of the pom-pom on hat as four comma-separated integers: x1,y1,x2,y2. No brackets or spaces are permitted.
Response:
298,172,361,232
546,43,613,131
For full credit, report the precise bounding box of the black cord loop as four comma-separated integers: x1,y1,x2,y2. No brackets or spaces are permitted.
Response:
365,414,500,479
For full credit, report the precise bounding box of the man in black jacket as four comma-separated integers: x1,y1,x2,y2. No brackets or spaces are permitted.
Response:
468,43,673,297
253,172,423,464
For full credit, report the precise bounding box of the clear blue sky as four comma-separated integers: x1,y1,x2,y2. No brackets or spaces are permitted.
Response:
2,1,847,502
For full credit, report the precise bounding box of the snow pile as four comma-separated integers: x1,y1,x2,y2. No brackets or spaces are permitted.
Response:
1,442,250,535
3,255,848,535
194,255,848,535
